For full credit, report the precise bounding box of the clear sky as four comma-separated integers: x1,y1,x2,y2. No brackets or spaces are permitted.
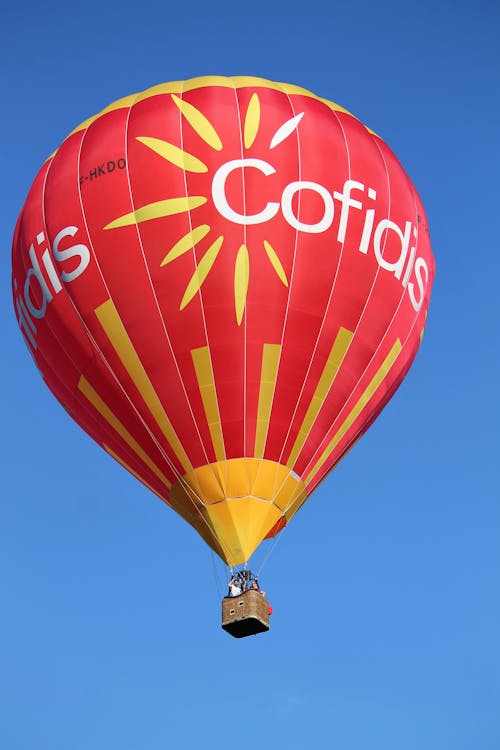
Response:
1,1,499,748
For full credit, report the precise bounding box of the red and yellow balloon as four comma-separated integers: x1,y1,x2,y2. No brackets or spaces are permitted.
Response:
12,76,435,565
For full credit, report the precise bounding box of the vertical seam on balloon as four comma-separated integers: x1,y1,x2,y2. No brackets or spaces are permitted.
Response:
256,82,302,482
174,81,237,562
176,80,227,489
279,112,395,485
229,76,248,462
68,95,206,505
103,445,165,500
299,130,394,481
284,326,354,468
73,95,186,481
276,103,352,473
35,144,117,445
122,85,231,554
77,374,173,489
269,98,352,512
121,89,198,475
15,213,43,356
22,311,170,498
306,299,425,494
118,86,241,560
36,132,159,484
39,141,87,364
191,346,226,461
13,213,37,353
274,113,403,509
316,330,419,492
304,338,403,484
305,141,426,484
237,82,299,505
265,83,331,509
301,134,423,485
310,133,423,476
254,344,282,458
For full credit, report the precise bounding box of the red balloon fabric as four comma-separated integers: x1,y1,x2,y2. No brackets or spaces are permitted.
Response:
12,77,435,565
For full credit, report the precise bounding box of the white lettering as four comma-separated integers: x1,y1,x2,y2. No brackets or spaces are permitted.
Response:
333,180,364,243
210,159,429,311
358,208,375,255
24,244,53,319
42,248,63,293
281,181,334,234
211,159,280,225
408,257,429,312
401,225,418,288
373,219,412,280
52,226,90,282
14,224,91,349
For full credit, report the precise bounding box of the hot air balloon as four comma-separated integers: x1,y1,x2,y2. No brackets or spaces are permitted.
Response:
12,76,434,635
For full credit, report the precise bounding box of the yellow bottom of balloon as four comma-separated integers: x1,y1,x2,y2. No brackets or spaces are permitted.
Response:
169,458,307,565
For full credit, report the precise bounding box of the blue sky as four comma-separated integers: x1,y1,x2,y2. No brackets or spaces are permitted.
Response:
1,1,499,748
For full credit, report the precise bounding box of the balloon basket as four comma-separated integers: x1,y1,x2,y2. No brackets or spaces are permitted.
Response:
221,590,270,638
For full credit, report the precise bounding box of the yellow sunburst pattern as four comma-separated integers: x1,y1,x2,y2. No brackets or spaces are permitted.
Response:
104,91,300,324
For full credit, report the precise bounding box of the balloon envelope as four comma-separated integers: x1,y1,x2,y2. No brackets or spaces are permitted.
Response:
12,76,434,565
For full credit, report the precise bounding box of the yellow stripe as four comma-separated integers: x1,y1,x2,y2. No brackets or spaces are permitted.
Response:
94,299,192,472
103,196,206,230
191,347,225,461
54,76,376,160
136,136,208,173
161,224,211,266
254,344,281,458
65,93,143,140
263,240,288,286
234,244,249,325
133,76,355,108
180,236,224,310
104,444,167,500
244,93,260,149
286,327,353,468
78,376,171,489
171,94,223,151
304,339,402,485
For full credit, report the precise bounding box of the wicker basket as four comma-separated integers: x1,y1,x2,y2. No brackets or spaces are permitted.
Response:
221,589,270,638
